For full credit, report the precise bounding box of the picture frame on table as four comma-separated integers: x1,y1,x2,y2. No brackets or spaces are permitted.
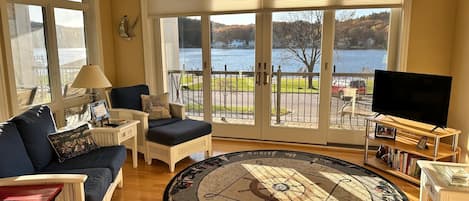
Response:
90,100,110,126
374,123,397,140
417,136,428,150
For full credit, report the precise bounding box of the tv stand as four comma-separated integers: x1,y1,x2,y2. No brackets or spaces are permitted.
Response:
363,116,461,185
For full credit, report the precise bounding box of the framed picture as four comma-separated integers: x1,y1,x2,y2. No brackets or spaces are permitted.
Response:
374,124,397,140
90,100,110,122
417,136,428,150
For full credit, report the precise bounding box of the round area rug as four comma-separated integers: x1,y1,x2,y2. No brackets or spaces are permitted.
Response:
164,150,408,201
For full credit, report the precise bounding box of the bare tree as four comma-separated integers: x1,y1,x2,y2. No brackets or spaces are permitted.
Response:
277,11,323,89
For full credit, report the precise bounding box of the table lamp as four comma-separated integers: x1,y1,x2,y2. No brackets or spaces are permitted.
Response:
71,64,112,102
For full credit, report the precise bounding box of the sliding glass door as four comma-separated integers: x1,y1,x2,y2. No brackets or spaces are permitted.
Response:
159,7,399,144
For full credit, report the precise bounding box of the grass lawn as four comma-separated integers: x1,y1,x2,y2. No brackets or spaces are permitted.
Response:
186,103,289,115
181,76,374,94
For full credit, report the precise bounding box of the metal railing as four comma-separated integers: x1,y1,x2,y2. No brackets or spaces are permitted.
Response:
168,68,375,129
22,66,82,105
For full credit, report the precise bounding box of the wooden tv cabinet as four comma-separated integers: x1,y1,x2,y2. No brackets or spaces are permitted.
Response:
363,115,461,185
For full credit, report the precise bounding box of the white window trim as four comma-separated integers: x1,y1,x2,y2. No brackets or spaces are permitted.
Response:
398,0,412,72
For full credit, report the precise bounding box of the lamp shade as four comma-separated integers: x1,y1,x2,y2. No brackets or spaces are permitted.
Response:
71,64,112,89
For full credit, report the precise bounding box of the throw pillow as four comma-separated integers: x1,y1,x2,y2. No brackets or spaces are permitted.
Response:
11,105,57,170
48,124,99,163
141,93,172,120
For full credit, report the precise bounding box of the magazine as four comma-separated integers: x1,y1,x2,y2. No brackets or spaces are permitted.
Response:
433,164,469,186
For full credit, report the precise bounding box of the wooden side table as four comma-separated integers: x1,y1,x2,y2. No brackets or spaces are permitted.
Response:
90,120,139,168
418,160,469,201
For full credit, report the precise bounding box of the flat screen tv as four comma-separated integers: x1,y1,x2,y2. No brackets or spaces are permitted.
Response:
372,70,452,127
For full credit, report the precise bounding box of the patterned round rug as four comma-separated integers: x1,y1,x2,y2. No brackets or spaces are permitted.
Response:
164,150,408,201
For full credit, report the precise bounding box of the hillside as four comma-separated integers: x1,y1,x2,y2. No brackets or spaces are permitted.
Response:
178,12,390,49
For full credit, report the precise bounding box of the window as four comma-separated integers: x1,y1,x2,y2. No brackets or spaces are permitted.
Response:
8,4,51,106
54,8,87,97
330,8,392,130
6,0,90,127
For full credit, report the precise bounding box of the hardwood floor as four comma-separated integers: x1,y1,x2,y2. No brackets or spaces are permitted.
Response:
111,139,420,201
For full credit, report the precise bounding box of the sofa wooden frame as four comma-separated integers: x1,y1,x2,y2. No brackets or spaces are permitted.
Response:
106,92,212,172
0,153,123,201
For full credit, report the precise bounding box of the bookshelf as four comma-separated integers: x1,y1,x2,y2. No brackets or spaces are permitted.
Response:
364,115,461,185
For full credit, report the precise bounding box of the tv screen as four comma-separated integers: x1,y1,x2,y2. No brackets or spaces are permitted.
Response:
372,70,452,127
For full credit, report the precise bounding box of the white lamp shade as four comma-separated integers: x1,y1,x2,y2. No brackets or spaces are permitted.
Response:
71,64,112,89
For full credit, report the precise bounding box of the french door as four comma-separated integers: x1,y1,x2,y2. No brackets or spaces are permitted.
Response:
161,8,397,144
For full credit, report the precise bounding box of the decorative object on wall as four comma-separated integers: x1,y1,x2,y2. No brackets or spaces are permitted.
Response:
119,15,139,40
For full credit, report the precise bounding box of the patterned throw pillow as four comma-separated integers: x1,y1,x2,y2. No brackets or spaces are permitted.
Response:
48,124,99,163
141,93,172,120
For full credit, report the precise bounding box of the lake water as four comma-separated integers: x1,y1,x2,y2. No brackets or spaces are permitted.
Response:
32,48,386,73
177,48,387,73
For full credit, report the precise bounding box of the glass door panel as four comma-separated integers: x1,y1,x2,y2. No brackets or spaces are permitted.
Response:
329,9,391,130
55,8,87,98
210,13,256,125
8,4,51,107
162,16,204,120
54,8,89,126
271,11,323,129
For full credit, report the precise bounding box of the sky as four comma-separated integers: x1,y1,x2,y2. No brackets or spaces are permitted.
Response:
210,8,389,25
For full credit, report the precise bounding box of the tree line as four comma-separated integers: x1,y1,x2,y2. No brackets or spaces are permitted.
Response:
177,12,390,49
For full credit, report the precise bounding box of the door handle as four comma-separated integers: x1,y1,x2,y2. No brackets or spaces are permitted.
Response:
256,62,261,86
263,62,269,85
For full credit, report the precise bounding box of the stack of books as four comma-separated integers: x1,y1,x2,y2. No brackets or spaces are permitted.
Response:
377,145,424,178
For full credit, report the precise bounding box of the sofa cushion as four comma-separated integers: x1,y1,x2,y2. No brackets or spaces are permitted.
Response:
42,145,126,180
147,119,211,146
48,124,99,162
40,168,112,201
110,84,149,111
0,122,35,178
11,105,57,171
148,118,181,128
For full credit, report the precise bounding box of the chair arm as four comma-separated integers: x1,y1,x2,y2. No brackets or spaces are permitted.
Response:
109,108,149,119
0,174,87,201
169,103,186,119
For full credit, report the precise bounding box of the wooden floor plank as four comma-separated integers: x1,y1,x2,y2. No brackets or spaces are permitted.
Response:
111,139,420,201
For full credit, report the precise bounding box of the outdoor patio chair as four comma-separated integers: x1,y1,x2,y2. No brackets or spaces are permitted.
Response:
106,84,212,172
63,84,89,121
17,87,38,107
339,88,375,128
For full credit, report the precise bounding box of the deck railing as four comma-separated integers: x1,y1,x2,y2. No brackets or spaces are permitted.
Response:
168,68,375,130
25,66,82,104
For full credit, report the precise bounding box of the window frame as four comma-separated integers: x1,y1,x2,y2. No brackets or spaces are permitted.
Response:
1,0,100,127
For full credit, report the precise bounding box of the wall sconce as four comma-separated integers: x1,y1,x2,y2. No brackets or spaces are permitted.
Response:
119,15,138,40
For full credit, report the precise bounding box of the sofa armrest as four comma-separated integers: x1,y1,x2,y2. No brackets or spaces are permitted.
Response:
169,103,185,119
0,174,87,201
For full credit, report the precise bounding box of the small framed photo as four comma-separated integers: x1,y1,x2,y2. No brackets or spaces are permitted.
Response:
374,124,397,140
90,100,110,122
417,136,428,150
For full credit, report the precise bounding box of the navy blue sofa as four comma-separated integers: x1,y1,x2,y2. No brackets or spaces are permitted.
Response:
0,105,126,201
